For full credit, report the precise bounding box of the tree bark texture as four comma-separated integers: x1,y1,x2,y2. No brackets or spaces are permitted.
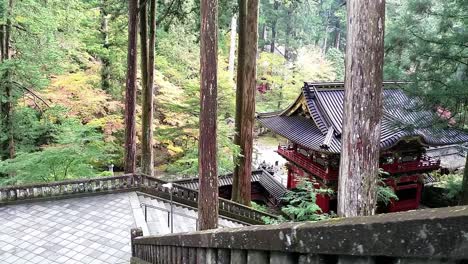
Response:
338,0,386,217
269,1,279,54
232,0,247,203
260,23,266,52
143,0,156,176
140,0,155,177
228,14,237,79
124,0,139,174
198,0,218,231
334,20,341,49
1,0,15,159
232,0,258,206
461,154,468,205
100,0,111,92
284,8,292,60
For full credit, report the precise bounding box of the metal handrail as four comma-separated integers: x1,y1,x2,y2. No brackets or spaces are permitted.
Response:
140,201,240,232
140,202,199,233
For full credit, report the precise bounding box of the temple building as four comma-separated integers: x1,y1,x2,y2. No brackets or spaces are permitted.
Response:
257,82,468,213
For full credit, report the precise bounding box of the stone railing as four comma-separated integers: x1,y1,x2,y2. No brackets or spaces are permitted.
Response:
0,173,276,225
130,205,468,263
139,174,277,225
0,174,137,204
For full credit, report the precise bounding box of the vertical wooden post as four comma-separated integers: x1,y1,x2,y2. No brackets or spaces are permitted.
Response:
198,0,219,231
130,227,143,257
124,0,139,174
338,0,386,217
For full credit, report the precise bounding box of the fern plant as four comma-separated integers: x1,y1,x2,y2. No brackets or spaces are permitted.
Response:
377,169,399,205
281,177,334,222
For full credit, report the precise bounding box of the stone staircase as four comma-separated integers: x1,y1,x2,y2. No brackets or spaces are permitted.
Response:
136,192,246,235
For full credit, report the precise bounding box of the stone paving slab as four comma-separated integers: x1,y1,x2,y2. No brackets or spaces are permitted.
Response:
0,193,137,264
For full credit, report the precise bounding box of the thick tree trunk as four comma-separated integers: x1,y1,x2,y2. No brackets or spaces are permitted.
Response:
139,2,148,98
322,26,329,54
100,0,111,92
270,0,279,53
334,20,341,49
461,154,468,205
0,25,4,59
232,0,247,202
2,0,14,159
260,23,266,52
140,0,155,176
284,9,292,60
232,0,258,206
270,25,276,53
338,0,386,217
198,0,218,231
228,14,237,79
124,0,139,174
143,0,156,176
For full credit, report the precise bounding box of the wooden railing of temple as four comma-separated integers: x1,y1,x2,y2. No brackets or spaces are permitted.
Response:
277,146,339,181
0,174,276,225
130,205,468,264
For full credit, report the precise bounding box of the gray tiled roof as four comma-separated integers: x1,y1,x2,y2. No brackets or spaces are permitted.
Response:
174,170,287,202
173,172,262,190
258,82,468,154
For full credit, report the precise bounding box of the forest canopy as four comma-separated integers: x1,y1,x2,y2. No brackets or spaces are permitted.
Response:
0,0,466,185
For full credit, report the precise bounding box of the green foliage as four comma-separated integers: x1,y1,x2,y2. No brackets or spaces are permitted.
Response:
0,116,118,185
251,201,268,213
256,48,338,113
281,177,334,222
435,173,463,200
325,48,345,81
384,0,468,128
377,169,399,205
154,23,240,177
261,215,288,225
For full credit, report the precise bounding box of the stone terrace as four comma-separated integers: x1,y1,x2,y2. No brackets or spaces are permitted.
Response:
0,191,245,264
0,193,135,264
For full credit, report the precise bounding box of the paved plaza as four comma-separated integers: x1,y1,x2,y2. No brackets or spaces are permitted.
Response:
0,193,136,264
0,191,244,263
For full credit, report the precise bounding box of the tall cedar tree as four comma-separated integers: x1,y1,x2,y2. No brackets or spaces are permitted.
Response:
338,0,386,217
198,0,219,230
228,14,237,78
232,0,246,201
1,0,15,159
100,1,111,92
140,0,156,176
232,0,259,206
124,0,139,174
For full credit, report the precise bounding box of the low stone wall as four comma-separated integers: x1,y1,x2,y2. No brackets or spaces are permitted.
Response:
0,173,276,225
131,205,468,263
0,174,137,204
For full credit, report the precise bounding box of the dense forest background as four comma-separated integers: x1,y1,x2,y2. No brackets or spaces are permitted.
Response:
0,0,466,185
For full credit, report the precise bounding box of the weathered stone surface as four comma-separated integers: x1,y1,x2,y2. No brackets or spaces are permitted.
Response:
133,206,468,259
270,251,296,264
130,256,152,264
231,249,247,264
247,250,269,264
